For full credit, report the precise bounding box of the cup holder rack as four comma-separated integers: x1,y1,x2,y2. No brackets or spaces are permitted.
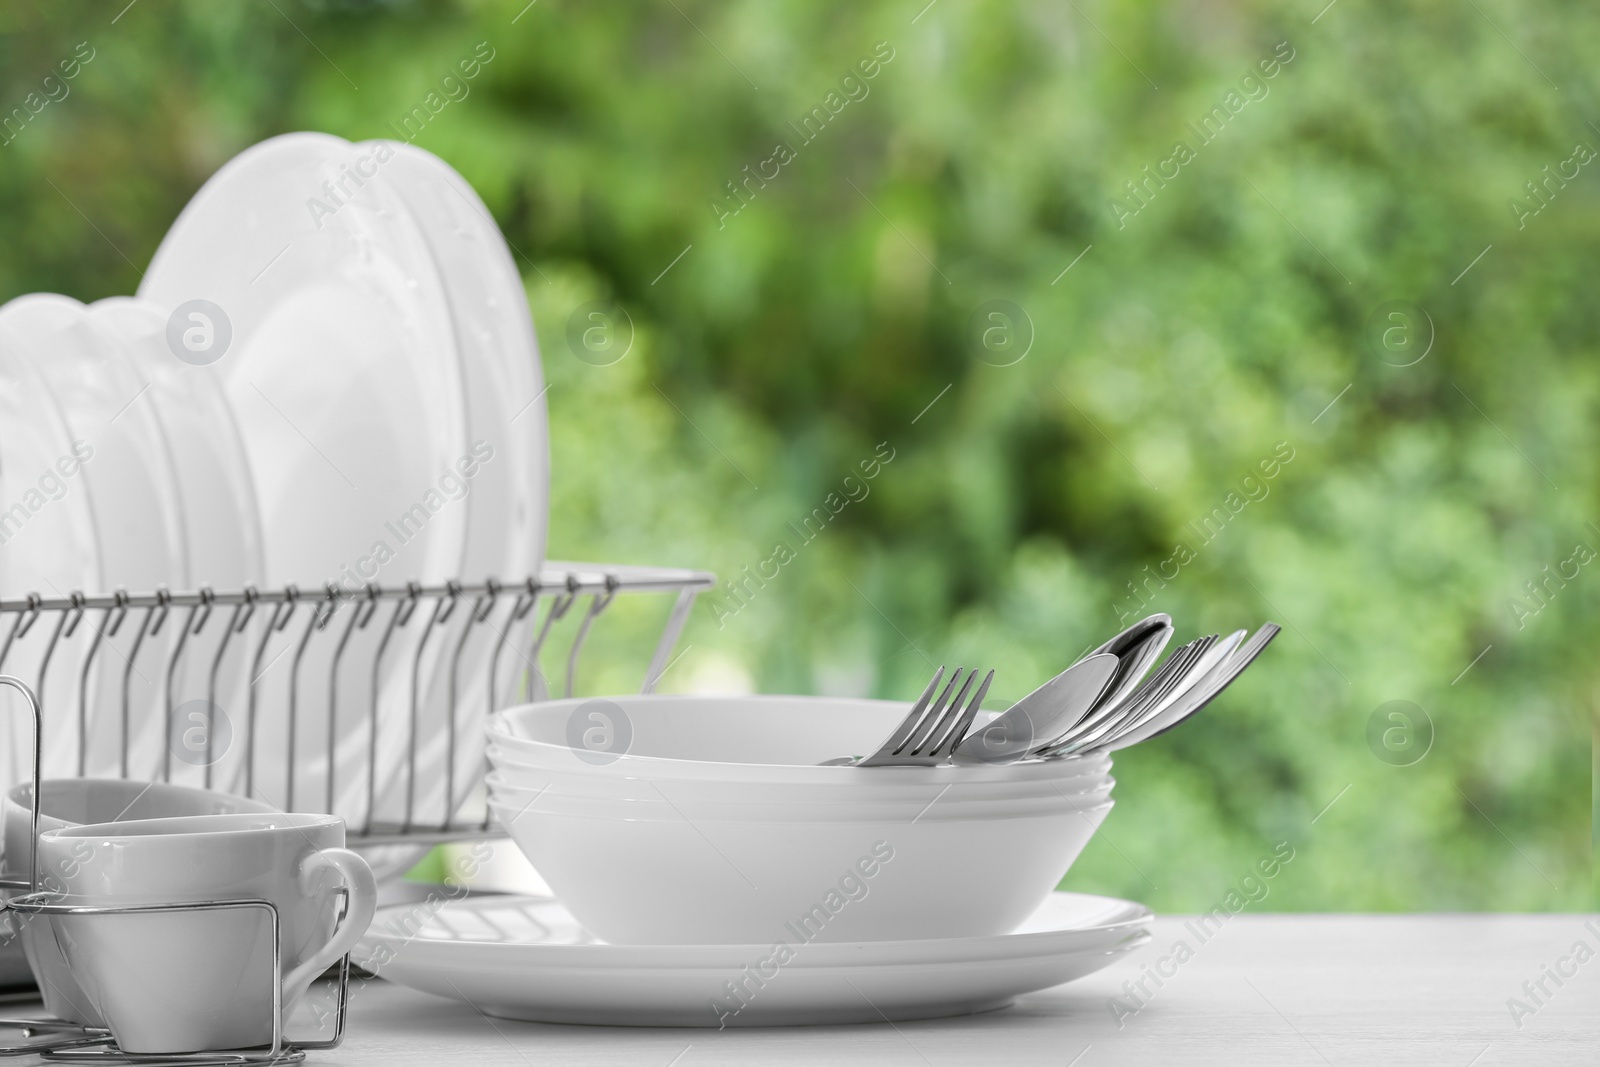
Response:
0,674,343,1063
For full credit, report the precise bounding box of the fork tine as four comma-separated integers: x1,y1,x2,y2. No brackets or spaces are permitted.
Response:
929,668,993,757
1149,626,1277,729
1048,640,1194,750
1140,636,1216,710
1073,633,1219,752
1050,635,1213,754
1109,636,1215,729
900,668,967,754
910,668,978,755
1103,624,1280,752
875,665,945,756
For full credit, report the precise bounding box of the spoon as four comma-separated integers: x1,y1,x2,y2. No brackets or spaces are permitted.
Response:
1033,618,1179,753
1045,634,1217,755
950,652,1118,764
1087,614,1173,718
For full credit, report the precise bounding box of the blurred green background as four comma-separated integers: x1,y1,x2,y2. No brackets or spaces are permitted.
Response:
1,0,1594,911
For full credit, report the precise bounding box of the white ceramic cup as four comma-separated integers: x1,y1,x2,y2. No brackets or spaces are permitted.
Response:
2,779,276,875
34,812,375,1054
0,779,274,1027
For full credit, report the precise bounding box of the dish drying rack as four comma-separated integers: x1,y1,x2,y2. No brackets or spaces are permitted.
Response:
0,562,714,846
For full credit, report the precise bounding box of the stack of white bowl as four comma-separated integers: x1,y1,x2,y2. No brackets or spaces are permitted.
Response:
486,695,1115,946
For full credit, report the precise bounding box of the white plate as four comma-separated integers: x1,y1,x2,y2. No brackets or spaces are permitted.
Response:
141,131,467,590
88,296,266,793
357,892,1152,1027
140,133,469,843
347,139,549,832
89,297,265,609
0,324,98,598
0,294,189,781
0,321,101,787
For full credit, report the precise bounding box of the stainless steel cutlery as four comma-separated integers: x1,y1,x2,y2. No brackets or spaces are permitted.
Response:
822,666,996,767
829,615,1279,768
950,653,1118,764
1101,624,1280,752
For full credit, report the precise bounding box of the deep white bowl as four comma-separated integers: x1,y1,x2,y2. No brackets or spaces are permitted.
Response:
487,766,1113,823
486,739,1110,805
488,695,1112,784
486,695,1118,945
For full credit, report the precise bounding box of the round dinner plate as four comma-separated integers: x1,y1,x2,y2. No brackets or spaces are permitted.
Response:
0,294,189,782
357,891,1152,1027
87,296,266,793
140,131,468,592
347,138,549,834
140,133,469,853
0,320,101,788
140,135,551,878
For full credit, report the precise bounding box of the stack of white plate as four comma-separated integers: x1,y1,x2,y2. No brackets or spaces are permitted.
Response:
354,694,1153,1026
0,134,549,872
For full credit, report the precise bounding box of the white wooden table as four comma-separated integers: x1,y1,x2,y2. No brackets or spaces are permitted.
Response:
315,914,1598,1065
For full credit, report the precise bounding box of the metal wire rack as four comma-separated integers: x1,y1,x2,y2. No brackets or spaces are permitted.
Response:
0,562,713,846
0,673,349,1063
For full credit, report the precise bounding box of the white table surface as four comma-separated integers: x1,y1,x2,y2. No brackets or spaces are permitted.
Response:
306,914,1597,1066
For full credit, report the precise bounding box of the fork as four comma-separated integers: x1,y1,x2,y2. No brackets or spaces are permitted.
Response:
820,666,995,767
1040,635,1217,756
1100,624,1279,752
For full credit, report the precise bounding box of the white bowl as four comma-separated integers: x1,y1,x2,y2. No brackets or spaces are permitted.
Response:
487,781,1112,946
486,739,1110,805
2,779,273,1025
485,695,1116,946
488,695,1113,785
487,767,1113,823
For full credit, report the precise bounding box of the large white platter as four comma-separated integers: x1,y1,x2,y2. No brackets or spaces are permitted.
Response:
357,891,1152,1027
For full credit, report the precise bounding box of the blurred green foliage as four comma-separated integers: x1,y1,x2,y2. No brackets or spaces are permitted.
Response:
1,0,1594,911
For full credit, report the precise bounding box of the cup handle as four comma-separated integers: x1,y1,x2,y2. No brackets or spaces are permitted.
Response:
281,847,377,997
